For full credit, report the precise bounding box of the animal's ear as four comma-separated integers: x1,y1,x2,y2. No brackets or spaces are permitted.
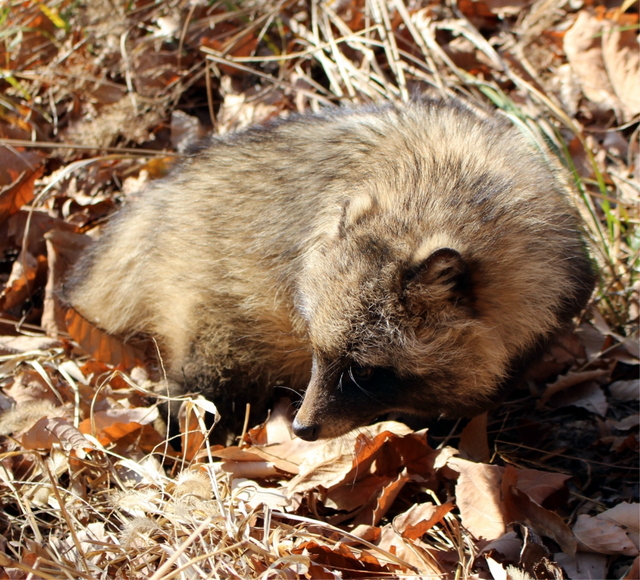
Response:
403,247,470,310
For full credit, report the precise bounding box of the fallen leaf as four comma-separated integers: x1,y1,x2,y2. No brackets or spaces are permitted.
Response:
479,531,522,562
546,381,608,417
0,251,46,311
563,11,637,121
292,541,392,578
22,416,94,458
42,229,93,336
502,466,577,556
179,398,207,462
601,20,640,120
447,457,506,540
79,407,160,445
0,161,44,223
540,369,609,405
365,468,412,526
573,513,638,556
459,412,490,463
597,502,640,550
0,335,62,355
393,501,454,540
515,470,571,506
376,525,441,573
607,414,640,431
231,478,291,510
65,307,146,370
609,380,639,401
553,552,608,580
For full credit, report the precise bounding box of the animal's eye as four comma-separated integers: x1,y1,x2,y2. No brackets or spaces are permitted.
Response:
350,365,374,381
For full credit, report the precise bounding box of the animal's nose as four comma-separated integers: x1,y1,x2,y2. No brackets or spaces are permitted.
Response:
292,418,321,441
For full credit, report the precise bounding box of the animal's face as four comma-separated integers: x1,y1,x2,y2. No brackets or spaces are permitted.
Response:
292,196,507,440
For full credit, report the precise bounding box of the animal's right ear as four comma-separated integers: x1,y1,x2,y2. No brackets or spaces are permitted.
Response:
403,247,471,312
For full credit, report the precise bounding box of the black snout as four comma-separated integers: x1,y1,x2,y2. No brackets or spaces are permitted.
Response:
292,418,321,441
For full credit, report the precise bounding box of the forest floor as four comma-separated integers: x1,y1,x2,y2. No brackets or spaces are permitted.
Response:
0,0,638,578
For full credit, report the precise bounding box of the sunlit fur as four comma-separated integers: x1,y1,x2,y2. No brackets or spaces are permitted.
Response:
66,99,597,439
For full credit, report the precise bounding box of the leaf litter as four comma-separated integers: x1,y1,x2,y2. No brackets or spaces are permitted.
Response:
0,0,638,578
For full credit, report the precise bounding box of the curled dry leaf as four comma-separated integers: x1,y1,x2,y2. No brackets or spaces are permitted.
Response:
179,397,207,462
0,160,44,223
377,525,441,574
22,416,94,458
393,501,454,540
0,251,46,311
231,479,290,511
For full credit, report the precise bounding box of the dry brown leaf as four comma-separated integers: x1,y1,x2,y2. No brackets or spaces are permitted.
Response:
609,379,639,401
0,162,43,223
597,502,640,550
515,470,571,506
601,21,640,120
179,400,206,463
393,501,454,540
459,412,490,463
479,531,522,562
502,466,577,556
286,421,414,496
563,11,628,119
3,368,60,407
0,251,46,311
0,399,66,436
553,552,608,580
447,457,506,540
377,525,441,574
239,398,321,474
540,369,609,405
365,469,412,526
573,513,638,556
220,460,280,479
22,416,94,457
65,306,146,370
79,407,160,445
546,381,608,416
607,414,640,431
292,540,392,578
42,229,93,336
0,335,62,355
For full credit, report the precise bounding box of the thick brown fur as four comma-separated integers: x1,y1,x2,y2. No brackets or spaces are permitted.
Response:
65,99,597,440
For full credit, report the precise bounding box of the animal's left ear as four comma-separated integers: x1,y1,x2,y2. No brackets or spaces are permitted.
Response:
403,247,471,310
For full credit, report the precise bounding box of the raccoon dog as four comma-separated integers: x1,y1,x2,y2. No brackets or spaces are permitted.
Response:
66,99,596,441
